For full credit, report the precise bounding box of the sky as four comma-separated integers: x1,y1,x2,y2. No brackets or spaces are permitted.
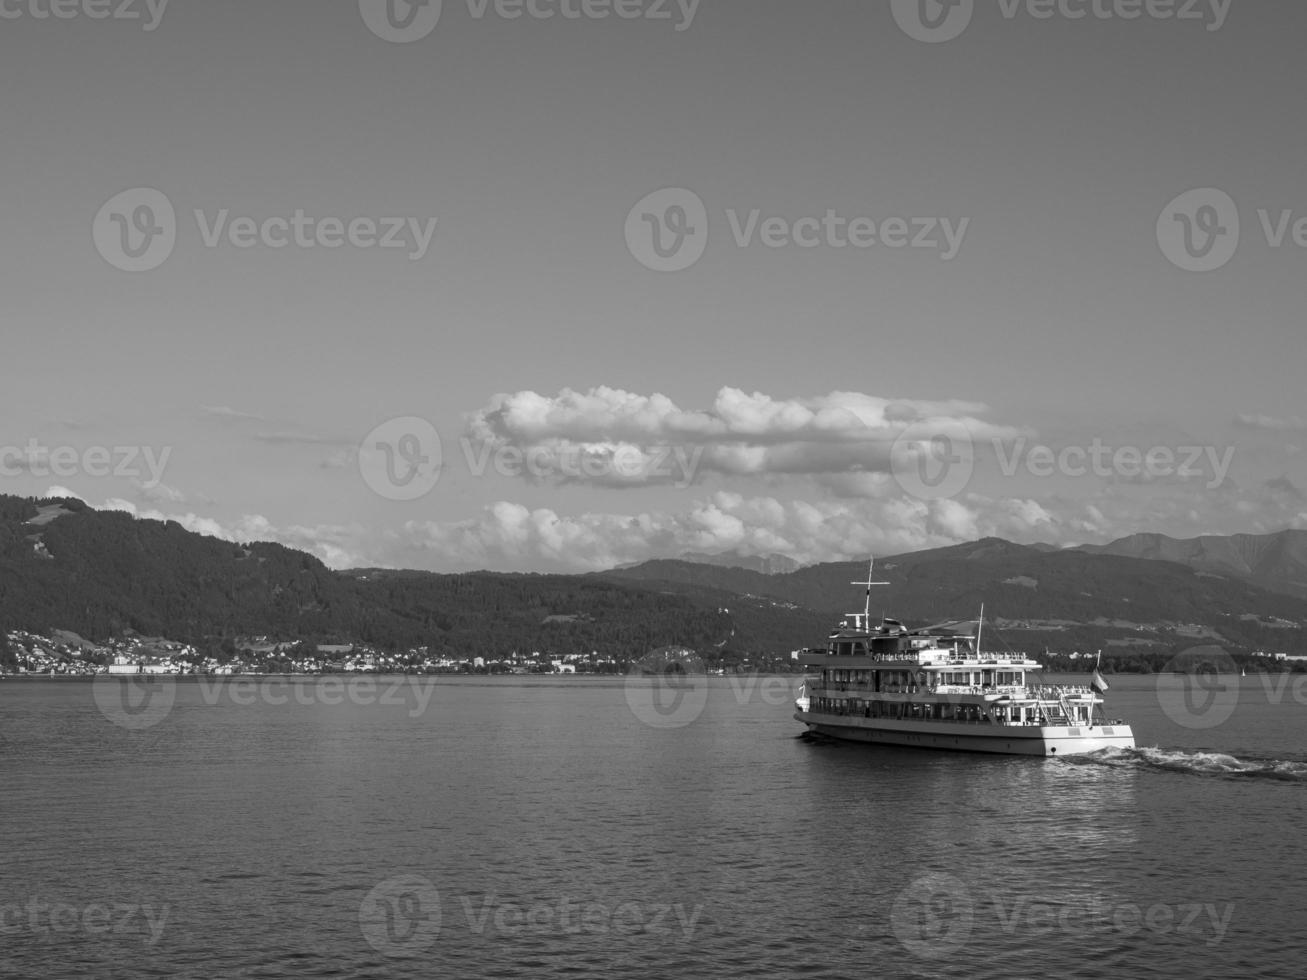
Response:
2,0,1305,572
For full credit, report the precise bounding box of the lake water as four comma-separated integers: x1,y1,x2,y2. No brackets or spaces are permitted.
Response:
2,672,1305,979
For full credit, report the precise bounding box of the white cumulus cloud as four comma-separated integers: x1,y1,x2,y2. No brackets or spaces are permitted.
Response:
464,386,1022,488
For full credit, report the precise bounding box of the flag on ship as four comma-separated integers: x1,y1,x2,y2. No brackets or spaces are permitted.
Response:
1091,669,1109,694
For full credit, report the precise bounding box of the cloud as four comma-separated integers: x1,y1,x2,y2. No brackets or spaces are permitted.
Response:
54,470,1307,576
202,407,353,454
465,386,1022,488
201,405,265,422
254,432,352,447
1235,413,1307,433
1264,476,1304,499
393,491,1082,573
134,481,188,505
54,419,97,431
390,476,1307,572
321,448,356,469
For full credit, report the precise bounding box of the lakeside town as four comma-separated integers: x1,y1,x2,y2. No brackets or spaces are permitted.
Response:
4,628,1304,678
0,629,806,677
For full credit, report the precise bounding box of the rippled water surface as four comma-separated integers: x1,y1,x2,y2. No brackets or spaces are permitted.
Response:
2,673,1304,979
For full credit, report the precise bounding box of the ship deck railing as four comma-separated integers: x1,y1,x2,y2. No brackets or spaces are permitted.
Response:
808,682,1101,700
814,654,1035,665
801,702,1090,728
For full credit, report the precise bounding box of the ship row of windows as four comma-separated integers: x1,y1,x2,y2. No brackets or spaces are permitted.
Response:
821,669,1026,690
810,698,993,723
808,698,1059,726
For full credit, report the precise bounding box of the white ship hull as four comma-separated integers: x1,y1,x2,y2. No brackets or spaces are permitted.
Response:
796,710,1135,756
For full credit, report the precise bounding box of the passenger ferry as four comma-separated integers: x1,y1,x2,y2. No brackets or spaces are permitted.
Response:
794,563,1135,756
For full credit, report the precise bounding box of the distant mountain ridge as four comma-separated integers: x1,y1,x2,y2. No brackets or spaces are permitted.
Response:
1077,530,1307,599
0,495,823,657
598,537,1307,655
2,493,1305,659
677,550,803,575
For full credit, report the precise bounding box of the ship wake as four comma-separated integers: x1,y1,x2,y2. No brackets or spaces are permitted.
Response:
1066,746,1307,782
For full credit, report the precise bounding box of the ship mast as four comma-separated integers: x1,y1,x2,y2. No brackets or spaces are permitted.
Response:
851,556,889,632
976,603,985,655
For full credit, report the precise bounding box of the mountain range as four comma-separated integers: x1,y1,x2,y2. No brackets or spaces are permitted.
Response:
595,536,1307,656
677,550,804,575
1,493,1304,659
669,531,1307,600
1076,530,1307,599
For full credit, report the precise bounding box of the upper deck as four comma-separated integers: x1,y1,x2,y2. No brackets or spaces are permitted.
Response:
795,613,1041,670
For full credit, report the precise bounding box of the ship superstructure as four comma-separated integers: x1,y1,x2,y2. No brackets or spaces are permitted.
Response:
794,561,1134,755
